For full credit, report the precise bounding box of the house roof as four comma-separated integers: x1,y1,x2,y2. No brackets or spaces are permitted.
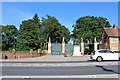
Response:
104,27,120,37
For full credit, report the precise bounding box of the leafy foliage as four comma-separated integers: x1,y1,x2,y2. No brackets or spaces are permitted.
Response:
16,14,70,50
41,15,70,43
1,25,18,50
17,16,41,50
1,15,112,51
72,16,111,43
33,14,41,26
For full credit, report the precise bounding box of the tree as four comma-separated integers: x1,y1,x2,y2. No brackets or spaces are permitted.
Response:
33,14,40,26
17,14,41,50
0,25,1,50
41,15,70,43
72,16,111,43
1,25,18,50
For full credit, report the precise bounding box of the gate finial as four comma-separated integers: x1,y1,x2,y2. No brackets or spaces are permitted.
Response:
48,37,51,43
94,37,97,42
81,37,83,42
62,37,65,43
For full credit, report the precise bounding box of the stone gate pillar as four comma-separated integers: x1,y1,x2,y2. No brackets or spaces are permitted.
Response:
94,37,99,51
62,37,65,54
73,45,81,56
80,37,84,55
73,38,81,56
48,37,51,54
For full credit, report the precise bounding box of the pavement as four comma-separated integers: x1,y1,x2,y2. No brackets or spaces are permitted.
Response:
1,55,90,62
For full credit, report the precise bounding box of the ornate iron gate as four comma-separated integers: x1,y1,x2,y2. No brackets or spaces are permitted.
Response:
51,43,62,55
65,44,74,56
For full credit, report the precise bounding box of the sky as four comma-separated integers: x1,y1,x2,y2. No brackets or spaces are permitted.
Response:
2,2,118,32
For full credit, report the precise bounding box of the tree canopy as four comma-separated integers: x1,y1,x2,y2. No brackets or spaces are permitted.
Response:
8,14,70,50
1,15,112,51
1,25,18,50
41,15,70,43
72,16,111,43
17,14,41,50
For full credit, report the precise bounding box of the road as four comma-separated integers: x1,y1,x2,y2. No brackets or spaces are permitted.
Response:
1,78,120,80
1,61,120,80
2,65,119,75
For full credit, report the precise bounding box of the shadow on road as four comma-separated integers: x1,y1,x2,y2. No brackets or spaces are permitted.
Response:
95,65,119,74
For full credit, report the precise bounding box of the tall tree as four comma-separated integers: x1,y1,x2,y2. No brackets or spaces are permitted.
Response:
0,25,2,50
41,15,70,43
17,14,41,50
1,25,18,50
72,16,111,43
33,14,40,26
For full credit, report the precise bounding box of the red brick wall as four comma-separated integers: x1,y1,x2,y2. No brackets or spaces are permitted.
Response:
1,52,42,59
109,37,120,52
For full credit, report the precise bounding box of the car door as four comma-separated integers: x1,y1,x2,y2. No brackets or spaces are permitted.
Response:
110,51,119,60
106,50,118,60
98,50,108,60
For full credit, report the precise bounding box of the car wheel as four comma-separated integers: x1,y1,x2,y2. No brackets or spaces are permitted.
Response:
96,56,103,62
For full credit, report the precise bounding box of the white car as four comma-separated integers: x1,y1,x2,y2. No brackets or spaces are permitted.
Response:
90,49,119,61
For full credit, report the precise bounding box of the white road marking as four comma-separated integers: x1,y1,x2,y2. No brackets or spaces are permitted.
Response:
21,76,30,78
2,74,118,78
1,62,118,67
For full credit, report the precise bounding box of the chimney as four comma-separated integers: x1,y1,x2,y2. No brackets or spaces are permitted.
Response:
113,24,117,30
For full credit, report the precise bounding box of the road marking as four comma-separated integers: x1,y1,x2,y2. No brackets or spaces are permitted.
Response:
21,76,30,78
88,75,97,78
1,62,119,67
2,74,118,78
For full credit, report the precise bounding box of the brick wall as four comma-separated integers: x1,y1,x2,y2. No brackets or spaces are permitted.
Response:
1,52,43,59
